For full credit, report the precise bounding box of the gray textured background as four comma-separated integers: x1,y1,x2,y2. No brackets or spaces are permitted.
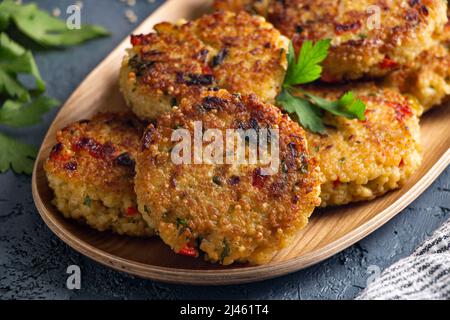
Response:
0,0,449,300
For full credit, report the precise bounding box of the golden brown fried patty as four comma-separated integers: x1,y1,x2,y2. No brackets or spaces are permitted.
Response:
214,0,448,82
135,89,321,265
45,113,153,237
119,10,287,120
303,84,422,207
214,0,270,15
383,43,450,112
382,11,450,112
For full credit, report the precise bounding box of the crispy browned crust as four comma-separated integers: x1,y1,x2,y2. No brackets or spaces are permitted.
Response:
382,8,450,112
135,89,321,265
45,113,144,194
214,0,270,15
303,83,422,207
44,113,153,237
215,0,448,81
120,10,287,119
383,43,450,112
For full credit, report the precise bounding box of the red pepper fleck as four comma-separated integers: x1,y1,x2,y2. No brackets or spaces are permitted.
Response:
126,207,138,216
399,159,405,167
50,142,68,161
178,245,197,257
252,168,269,189
388,102,413,122
379,57,398,69
202,65,213,75
130,34,146,46
73,137,115,160
333,179,341,188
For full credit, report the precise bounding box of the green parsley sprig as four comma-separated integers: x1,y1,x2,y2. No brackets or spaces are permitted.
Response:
0,32,59,174
276,40,366,133
0,0,109,175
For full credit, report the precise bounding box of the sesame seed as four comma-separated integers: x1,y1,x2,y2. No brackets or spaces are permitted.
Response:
52,7,61,17
125,9,137,23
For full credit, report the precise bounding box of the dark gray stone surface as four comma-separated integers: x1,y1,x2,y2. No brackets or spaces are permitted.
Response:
0,0,449,300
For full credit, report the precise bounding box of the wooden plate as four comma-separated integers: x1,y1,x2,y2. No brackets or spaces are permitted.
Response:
31,0,450,285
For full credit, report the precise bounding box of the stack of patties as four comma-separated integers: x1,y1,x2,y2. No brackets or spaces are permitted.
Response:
214,0,449,205
119,10,289,119
45,11,322,265
45,0,448,264
120,11,322,264
214,0,450,112
214,0,446,79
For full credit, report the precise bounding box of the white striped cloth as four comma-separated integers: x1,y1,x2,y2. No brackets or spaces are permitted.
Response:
357,219,450,300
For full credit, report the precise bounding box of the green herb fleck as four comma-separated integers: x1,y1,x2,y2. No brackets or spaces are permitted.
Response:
281,161,288,173
83,196,92,207
300,163,309,174
212,175,222,186
220,239,230,263
176,217,188,229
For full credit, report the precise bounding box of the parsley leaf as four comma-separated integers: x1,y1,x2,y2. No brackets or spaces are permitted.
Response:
276,90,325,133
0,133,37,174
0,33,45,100
0,1,109,175
0,96,59,127
0,0,109,47
284,39,330,86
0,68,29,100
304,91,366,120
277,40,366,133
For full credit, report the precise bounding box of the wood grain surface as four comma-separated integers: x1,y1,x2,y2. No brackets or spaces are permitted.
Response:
31,0,450,285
